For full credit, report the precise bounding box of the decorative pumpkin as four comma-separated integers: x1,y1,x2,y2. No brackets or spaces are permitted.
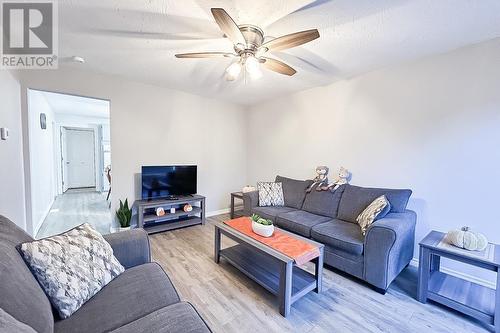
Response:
446,227,488,251
242,185,256,193
155,207,165,217
183,204,193,212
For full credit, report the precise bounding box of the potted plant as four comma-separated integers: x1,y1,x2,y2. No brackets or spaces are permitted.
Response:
116,199,132,231
251,214,275,237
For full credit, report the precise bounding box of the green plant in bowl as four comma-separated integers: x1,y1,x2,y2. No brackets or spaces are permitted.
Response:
251,214,273,226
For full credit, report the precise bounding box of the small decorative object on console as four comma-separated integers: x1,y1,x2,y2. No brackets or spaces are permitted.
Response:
116,199,132,231
306,166,329,192
251,214,274,237
242,185,256,193
446,226,488,251
155,207,165,217
170,207,176,214
183,204,193,212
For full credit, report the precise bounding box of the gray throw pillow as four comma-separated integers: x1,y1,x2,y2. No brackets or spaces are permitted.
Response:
257,182,284,207
19,224,124,319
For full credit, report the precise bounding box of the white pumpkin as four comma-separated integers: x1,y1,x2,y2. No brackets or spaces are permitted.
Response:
242,185,256,193
446,227,488,251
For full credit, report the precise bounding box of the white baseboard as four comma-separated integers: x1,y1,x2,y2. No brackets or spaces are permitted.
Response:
33,197,55,236
206,208,231,217
409,258,495,289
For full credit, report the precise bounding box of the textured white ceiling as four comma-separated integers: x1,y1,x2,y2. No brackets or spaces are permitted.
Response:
35,90,110,118
58,0,500,105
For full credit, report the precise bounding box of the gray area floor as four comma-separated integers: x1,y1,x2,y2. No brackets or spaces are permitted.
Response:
36,189,111,239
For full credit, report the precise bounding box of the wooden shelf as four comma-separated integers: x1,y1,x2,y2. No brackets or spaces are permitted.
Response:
427,271,495,323
136,195,205,234
220,244,316,298
143,206,202,223
143,216,202,234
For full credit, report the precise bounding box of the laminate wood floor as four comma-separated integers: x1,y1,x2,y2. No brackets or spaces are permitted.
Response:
150,214,490,333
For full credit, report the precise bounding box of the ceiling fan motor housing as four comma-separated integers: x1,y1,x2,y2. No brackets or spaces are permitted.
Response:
237,24,264,54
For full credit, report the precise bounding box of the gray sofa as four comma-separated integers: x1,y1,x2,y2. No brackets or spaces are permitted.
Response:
243,176,416,293
0,215,211,333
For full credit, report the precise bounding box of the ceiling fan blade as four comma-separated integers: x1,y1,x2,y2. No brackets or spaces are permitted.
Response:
175,52,235,58
259,29,320,53
210,8,246,46
261,57,297,76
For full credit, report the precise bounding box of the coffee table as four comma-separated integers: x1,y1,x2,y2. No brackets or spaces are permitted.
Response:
213,219,324,317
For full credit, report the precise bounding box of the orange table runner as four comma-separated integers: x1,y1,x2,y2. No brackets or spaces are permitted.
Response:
224,217,320,266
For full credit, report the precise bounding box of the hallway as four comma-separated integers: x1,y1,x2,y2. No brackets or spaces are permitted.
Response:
36,189,111,239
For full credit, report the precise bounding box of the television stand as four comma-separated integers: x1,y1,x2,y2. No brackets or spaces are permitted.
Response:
135,195,205,234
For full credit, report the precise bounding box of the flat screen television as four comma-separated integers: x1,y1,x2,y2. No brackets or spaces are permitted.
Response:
141,165,197,200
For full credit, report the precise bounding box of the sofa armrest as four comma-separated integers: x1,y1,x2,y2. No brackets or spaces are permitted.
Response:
363,210,416,290
243,191,259,216
104,229,151,269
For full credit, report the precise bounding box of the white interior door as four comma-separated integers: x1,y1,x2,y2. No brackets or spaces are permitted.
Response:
62,128,96,190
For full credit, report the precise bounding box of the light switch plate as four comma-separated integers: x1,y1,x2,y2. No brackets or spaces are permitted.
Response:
1,127,9,140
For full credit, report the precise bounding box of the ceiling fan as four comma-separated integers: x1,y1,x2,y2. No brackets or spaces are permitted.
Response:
175,8,320,81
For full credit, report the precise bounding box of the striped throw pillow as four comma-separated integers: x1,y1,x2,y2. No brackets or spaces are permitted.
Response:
356,195,390,236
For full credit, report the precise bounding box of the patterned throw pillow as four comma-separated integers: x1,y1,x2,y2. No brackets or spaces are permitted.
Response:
257,182,284,207
356,195,390,236
19,224,124,319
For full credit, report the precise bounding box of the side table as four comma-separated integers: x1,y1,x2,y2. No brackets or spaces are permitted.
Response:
230,192,244,219
418,231,500,332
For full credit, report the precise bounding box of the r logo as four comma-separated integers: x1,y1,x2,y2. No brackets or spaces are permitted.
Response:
2,2,53,54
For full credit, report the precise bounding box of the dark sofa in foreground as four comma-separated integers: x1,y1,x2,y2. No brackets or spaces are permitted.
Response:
243,176,416,292
0,215,211,333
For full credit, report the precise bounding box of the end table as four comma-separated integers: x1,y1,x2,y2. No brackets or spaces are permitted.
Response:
230,192,244,219
418,231,500,332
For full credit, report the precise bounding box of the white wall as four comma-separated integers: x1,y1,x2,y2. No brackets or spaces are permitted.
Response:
0,71,26,228
246,39,500,285
18,69,247,232
27,90,57,234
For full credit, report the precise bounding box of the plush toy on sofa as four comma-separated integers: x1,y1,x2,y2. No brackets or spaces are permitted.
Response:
306,166,329,192
324,167,351,191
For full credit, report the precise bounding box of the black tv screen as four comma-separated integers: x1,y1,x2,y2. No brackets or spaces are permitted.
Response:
141,165,197,200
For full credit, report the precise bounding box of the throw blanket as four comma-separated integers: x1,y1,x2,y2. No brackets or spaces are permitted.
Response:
224,217,320,265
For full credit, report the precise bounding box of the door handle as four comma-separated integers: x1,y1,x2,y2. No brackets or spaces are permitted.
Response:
66,162,70,165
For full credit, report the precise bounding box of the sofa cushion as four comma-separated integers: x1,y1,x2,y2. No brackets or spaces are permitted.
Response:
276,210,331,238
337,184,412,223
275,175,313,209
252,206,297,222
0,308,36,333
302,184,346,217
19,223,125,319
0,215,54,333
311,220,364,256
111,302,211,333
54,262,180,333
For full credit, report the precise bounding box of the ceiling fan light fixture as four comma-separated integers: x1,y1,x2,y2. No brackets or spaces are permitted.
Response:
245,56,262,80
225,61,242,81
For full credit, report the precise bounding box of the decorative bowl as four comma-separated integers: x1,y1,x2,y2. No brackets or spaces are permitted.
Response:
252,221,274,237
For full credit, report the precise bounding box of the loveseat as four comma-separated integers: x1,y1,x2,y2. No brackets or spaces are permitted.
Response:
0,215,211,333
243,176,416,293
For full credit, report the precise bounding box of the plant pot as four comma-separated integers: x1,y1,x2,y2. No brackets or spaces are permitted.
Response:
252,221,274,237
119,226,131,232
